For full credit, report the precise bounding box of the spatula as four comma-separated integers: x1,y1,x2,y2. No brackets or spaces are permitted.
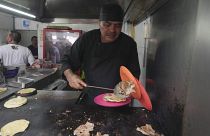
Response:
86,85,129,99
86,85,114,91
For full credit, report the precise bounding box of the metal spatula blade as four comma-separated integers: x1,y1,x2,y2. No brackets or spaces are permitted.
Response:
86,84,130,99
86,85,114,91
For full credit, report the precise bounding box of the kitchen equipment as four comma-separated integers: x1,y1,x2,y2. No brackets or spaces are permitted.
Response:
0,87,21,101
120,66,141,99
0,90,161,136
17,77,35,88
120,66,152,111
0,59,5,84
135,78,152,111
0,72,5,85
3,66,19,78
87,84,132,99
94,93,131,107
86,85,114,91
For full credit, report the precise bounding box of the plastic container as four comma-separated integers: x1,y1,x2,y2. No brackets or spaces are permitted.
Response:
3,67,19,78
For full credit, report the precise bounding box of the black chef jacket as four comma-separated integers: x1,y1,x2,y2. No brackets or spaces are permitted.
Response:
28,45,38,58
62,29,140,103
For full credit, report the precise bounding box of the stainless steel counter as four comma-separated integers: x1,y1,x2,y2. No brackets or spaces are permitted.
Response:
0,87,21,101
0,68,61,101
5,68,59,88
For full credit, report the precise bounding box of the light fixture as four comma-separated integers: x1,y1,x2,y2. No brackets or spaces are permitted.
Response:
0,4,36,18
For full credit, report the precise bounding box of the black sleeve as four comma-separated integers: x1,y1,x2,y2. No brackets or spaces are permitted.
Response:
127,40,141,79
61,34,86,73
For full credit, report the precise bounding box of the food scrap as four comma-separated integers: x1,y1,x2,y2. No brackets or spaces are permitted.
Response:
96,132,109,136
136,124,163,136
73,121,94,136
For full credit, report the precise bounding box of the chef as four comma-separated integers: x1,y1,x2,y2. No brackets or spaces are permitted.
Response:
62,4,140,103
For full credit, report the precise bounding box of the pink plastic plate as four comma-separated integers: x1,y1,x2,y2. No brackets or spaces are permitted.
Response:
94,93,131,107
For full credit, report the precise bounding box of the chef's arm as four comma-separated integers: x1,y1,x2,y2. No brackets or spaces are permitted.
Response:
64,69,87,89
61,34,87,89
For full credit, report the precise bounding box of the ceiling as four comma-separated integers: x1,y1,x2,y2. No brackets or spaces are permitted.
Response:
0,0,168,24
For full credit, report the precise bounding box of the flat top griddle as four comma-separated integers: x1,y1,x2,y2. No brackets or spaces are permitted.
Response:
0,90,163,136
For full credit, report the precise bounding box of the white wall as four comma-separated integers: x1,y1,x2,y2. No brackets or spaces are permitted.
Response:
123,19,151,86
15,18,39,30
122,20,151,107
0,12,13,45
15,18,39,47
17,30,37,47
134,18,151,86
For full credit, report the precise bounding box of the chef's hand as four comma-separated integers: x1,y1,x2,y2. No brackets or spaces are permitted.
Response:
31,59,41,68
64,69,87,89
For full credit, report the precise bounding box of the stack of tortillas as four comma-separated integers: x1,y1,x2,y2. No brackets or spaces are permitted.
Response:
74,121,94,136
4,96,27,108
16,88,37,97
0,87,7,93
0,119,30,136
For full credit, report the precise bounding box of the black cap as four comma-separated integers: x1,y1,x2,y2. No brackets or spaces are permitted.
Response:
99,4,124,22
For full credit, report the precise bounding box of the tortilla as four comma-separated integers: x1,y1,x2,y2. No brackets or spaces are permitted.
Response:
4,96,27,108
0,119,29,136
17,88,36,96
73,121,94,136
0,87,7,93
17,88,36,94
103,93,126,102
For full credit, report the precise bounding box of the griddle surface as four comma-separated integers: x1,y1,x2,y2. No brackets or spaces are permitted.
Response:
0,90,162,136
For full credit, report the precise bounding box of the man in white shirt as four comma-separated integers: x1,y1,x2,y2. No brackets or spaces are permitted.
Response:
0,31,35,67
